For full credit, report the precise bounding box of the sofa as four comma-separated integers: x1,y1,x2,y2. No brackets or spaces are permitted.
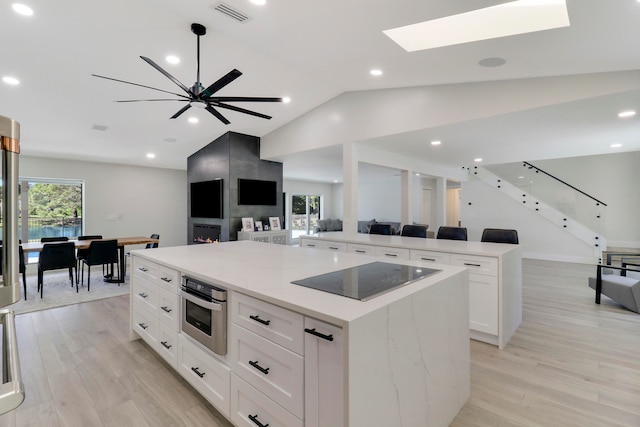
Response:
314,218,343,233
357,219,401,235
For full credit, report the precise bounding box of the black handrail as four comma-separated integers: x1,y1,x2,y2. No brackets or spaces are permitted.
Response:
523,161,607,206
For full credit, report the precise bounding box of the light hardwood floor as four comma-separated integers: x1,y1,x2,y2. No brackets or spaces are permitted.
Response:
1,259,639,426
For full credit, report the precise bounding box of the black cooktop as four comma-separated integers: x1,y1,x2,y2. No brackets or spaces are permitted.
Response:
291,262,440,301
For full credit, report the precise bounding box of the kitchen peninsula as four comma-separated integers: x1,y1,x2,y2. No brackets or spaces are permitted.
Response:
130,241,470,427
300,232,522,349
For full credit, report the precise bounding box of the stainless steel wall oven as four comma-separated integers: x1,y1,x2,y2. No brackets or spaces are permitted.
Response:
180,276,227,355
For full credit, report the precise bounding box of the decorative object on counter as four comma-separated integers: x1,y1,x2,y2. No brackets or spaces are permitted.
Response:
269,216,281,230
242,217,254,232
255,220,263,231
263,224,270,231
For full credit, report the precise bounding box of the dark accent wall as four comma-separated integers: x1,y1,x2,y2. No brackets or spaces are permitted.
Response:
187,131,283,242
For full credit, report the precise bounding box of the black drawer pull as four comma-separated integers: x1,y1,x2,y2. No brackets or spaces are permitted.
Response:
248,414,269,427
160,341,172,349
191,367,205,378
355,250,366,253
306,244,316,247
249,315,271,326
421,257,436,261
249,360,270,375
161,306,172,313
463,263,482,267
138,267,148,272
305,327,334,341
384,253,397,257
138,322,148,330
138,292,148,298
161,277,172,283
328,246,339,250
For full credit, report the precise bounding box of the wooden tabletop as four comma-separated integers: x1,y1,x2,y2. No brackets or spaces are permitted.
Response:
21,236,159,253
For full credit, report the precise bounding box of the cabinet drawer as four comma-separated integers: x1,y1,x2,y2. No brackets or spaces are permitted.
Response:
157,286,180,330
132,301,158,347
231,324,304,418
348,243,375,256
301,239,347,253
133,257,179,292
451,254,498,276
374,246,410,260
232,293,304,355
411,249,451,265
230,375,303,427
132,276,158,313
178,334,231,417
156,321,178,369
468,273,498,335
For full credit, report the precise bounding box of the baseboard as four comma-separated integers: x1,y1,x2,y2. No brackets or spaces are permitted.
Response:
523,252,598,265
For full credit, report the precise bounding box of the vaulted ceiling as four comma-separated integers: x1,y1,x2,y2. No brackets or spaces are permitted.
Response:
1,0,639,181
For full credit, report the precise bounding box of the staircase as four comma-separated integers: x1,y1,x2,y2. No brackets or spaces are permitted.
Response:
467,163,606,260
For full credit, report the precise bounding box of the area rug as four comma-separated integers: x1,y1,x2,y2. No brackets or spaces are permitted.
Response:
8,269,129,315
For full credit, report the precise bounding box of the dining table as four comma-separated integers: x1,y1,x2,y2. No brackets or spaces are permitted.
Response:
21,236,159,284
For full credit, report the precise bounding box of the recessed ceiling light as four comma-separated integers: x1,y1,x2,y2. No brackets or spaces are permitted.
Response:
333,179,339,183
474,158,483,162
430,140,441,145
146,153,156,159
2,76,20,85
415,173,420,176
518,176,524,179
370,69,383,76
188,117,199,124
383,0,569,52
282,97,291,103
610,143,622,148
12,3,34,16
250,0,266,5
618,110,636,118
166,55,180,64
478,57,506,67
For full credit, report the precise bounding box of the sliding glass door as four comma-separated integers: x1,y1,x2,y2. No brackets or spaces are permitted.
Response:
291,194,320,239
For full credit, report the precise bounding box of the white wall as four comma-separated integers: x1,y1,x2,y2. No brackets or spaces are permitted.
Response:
20,156,187,249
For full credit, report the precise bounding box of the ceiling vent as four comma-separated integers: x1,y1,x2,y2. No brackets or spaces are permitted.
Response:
211,2,250,23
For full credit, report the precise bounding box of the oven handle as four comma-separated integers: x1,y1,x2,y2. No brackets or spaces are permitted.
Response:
181,290,224,311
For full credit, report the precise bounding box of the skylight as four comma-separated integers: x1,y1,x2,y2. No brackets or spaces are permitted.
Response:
383,0,570,52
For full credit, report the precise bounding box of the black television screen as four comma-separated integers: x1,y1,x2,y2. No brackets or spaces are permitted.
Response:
238,178,277,206
190,179,223,218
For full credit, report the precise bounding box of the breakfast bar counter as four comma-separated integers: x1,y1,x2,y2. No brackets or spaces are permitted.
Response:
131,241,470,426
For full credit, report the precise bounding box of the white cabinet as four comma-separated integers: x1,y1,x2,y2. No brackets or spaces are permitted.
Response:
347,243,375,256
231,375,303,427
373,245,410,260
411,249,451,265
238,230,291,245
178,334,231,417
304,317,344,427
300,238,348,253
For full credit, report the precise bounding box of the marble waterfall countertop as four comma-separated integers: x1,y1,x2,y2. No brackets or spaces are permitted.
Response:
132,240,467,326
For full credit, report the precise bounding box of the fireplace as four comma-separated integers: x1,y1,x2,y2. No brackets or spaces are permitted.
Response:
193,224,221,244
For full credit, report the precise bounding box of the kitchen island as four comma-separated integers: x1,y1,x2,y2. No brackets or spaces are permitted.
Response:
130,241,470,427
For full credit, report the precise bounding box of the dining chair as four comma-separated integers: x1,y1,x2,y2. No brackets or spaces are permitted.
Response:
146,233,159,248
41,236,69,243
401,224,428,238
75,235,103,284
436,226,468,241
0,245,28,300
80,239,119,291
481,228,519,244
38,242,76,297
369,223,392,235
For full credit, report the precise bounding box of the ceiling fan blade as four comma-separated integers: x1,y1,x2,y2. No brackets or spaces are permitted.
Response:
140,56,193,95
92,74,190,98
214,102,272,120
205,105,230,125
200,69,243,98
116,99,189,103
170,104,192,119
207,97,283,103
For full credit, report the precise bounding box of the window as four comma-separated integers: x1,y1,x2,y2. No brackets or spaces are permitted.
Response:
291,194,320,239
0,178,84,243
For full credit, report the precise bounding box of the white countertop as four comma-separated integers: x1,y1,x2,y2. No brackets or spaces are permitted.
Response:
306,231,518,257
133,241,466,326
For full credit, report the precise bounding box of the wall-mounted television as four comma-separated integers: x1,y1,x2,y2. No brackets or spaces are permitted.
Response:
190,179,223,218
238,178,277,206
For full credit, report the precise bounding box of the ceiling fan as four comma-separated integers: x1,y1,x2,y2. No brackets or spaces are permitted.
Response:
92,23,283,124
